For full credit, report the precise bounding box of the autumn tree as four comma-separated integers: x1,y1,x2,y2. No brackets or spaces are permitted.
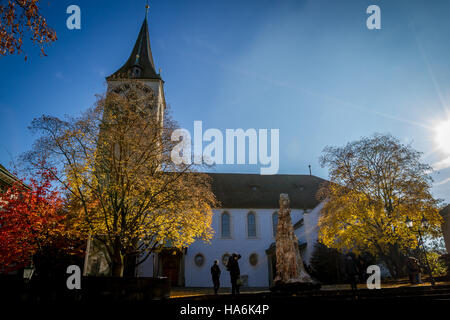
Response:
318,134,442,278
0,166,82,272
0,0,57,57
24,81,217,277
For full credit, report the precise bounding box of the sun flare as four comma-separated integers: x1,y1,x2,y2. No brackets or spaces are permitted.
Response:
435,119,450,155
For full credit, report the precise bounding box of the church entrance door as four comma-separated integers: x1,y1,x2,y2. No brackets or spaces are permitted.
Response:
160,250,182,287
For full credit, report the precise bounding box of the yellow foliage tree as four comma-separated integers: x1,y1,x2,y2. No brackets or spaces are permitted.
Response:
318,134,442,278
24,82,217,277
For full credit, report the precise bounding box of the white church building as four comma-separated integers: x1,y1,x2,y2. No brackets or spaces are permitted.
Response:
136,173,326,288
95,13,327,288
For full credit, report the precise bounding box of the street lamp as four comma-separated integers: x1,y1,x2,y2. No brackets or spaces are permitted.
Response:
405,217,413,229
421,216,430,229
23,264,35,283
405,216,436,286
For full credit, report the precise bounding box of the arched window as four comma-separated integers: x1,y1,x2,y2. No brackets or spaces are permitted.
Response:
247,212,256,238
221,212,231,238
272,212,278,237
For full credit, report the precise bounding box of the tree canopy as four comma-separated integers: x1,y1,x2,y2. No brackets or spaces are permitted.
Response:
0,0,56,58
24,82,217,276
0,166,82,272
318,133,443,277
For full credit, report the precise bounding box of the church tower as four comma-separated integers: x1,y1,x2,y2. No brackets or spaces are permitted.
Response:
106,9,165,125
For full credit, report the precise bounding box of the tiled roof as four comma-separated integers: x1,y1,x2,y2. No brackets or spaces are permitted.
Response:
441,205,450,217
0,164,18,188
207,173,326,209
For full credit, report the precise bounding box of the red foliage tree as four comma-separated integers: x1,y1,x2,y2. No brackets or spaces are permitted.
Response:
0,0,57,58
0,167,65,272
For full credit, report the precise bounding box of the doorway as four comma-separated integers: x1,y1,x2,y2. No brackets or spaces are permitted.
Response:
158,249,184,287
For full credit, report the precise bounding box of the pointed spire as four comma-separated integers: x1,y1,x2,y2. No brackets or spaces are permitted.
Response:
107,8,161,81
145,1,150,20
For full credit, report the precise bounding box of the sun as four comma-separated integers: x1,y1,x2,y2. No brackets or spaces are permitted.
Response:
435,119,450,155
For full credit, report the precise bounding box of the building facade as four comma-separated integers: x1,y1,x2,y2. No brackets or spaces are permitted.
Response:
0,164,23,192
441,205,450,254
93,14,328,287
106,13,166,127
136,173,326,287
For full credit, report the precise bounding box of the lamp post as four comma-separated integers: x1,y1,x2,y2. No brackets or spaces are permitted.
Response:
23,264,35,283
405,216,436,286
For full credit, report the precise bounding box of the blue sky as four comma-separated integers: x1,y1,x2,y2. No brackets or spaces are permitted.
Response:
1,0,450,203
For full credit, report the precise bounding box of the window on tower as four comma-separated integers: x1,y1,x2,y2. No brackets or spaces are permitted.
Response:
130,66,141,78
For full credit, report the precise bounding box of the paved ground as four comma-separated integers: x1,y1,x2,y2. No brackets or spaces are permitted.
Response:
170,280,450,298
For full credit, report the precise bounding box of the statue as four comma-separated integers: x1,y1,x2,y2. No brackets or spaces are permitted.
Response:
272,193,320,291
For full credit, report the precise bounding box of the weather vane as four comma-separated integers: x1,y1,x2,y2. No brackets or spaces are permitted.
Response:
145,0,150,19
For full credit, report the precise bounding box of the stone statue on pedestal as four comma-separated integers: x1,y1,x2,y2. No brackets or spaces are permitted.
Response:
272,193,320,291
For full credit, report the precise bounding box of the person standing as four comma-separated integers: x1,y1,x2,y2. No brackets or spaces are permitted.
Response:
345,255,358,291
415,258,423,284
407,257,416,284
226,253,241,295
211,260,221,295
358,259,367,284
407,257,422,285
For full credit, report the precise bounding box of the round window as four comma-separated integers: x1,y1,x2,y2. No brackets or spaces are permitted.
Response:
194,253,205,267
249,253,258,266
222,253,231,267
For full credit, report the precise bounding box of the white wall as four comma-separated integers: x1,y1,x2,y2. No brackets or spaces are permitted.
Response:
442,211,450,253
185,208,306,287
299,202,324,264
137,252,155,277
136,203,325,287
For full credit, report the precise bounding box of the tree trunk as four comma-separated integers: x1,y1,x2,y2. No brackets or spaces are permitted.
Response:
111,249,124,277
382,244,407,279
384,258,398,279
390,244,407,278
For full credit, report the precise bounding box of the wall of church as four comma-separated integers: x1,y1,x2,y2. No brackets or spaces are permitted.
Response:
301,202,324,263
136,204,324,287
442,210,450,253
137,252,156,278
184,208,309,288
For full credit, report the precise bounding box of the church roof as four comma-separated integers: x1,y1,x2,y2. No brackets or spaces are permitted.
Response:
441,204,450,218
207,173,327,209
0,164,18,188
0,164,29,191
107,17,161,81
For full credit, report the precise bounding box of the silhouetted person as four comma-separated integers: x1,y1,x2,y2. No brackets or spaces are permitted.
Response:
211,260,221,295
226,253,241,295
357,259,366,283
407,257,421,284
304,262,312,275
345,255,358,291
